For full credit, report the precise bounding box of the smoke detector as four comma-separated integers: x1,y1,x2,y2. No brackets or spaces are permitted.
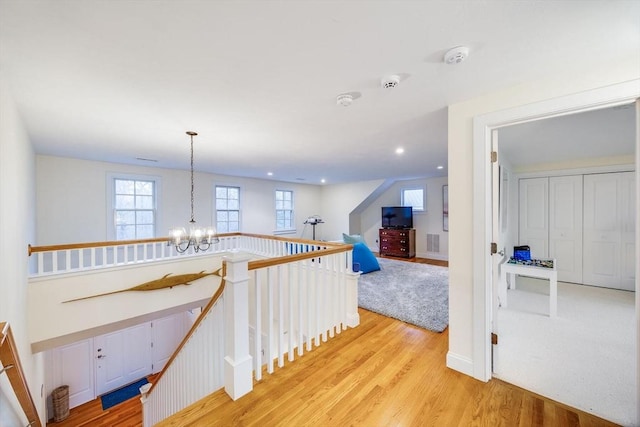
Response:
336,93,353,106
381,75,401,89
444,46,469,64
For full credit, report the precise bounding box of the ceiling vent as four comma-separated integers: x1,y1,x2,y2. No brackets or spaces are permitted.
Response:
381,75,400,89
444,46,469,64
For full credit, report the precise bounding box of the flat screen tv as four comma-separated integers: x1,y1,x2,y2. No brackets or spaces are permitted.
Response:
381,206,413,229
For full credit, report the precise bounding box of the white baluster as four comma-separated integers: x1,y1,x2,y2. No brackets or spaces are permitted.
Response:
267,268,274,374
277,265,284,368
288,264,294,362
254,270,262,381
305,259,312,352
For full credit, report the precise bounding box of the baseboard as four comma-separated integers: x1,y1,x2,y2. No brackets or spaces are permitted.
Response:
416,252,449,261
446,351,474,377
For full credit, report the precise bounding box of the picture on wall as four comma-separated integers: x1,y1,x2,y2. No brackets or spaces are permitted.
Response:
443,185,448,232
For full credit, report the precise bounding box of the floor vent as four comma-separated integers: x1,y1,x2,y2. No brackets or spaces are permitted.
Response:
427,234,440,253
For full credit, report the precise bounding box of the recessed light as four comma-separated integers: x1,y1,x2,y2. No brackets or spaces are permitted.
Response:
267,172,273,176
395,148,404,155
437,165,443,170
321,178,326,183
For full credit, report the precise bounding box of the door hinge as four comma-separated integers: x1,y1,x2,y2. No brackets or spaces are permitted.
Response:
490,242,497,254
150,342,153,348
491,333,498,345
491,151,497,163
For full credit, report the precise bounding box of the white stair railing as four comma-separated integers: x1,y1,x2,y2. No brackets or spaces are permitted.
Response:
28,234,357,426
248,250,360,380
140,240,358,425
28,234,242,276
141,251,254,427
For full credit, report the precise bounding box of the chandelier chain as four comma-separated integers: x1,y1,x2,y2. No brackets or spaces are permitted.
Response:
190,133,195,223
168,131,218,253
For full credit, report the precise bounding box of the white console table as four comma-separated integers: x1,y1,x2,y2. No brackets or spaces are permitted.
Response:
500,260,557,318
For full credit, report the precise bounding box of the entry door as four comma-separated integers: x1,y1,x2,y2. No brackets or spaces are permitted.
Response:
94,323,152,395
549,175,583,283
583,171,635,290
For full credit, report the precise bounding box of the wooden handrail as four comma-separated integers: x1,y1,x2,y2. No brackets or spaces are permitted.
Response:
147,263,227,395
27,232,346,256
0,322,42,427
248,244,352,271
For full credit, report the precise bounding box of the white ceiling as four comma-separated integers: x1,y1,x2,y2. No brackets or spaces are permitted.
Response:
1,1,638,184
500,104,637,167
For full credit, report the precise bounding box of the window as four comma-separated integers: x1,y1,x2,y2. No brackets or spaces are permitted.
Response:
111,176,158,240
215,185,240,233
401,187,425,212
275,189,294,231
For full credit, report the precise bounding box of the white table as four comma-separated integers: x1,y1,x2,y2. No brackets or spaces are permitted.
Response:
500,260,557,318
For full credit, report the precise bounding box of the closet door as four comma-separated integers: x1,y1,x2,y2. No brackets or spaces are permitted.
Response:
583,172,635,290
549,175,583,283
519,178,549,258
620,171,636,291
151,312,187,373
50,339,95,408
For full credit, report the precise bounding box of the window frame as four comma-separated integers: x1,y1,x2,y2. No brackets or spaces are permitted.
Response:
274,189,295,234
214,184,242,233
106,173,162,240
401,186,426,213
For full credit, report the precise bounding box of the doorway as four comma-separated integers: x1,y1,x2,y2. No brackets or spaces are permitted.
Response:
491,106,636,424
471,80,639,425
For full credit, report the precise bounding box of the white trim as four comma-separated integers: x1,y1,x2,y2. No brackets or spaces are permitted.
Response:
446,352,474,377
415,251,448,261
514,163,635,179
472,79,640,382
273,229,297,236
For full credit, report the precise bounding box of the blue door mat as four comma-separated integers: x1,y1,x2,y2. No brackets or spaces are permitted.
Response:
100,377,149,410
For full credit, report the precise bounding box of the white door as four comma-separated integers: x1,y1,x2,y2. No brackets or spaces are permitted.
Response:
549,175,583,283
487,134,505,314
519,177,549,258
51,339,95,408
95,323,152,395
583,172,635,290
151,312,187,373
620,171,636,290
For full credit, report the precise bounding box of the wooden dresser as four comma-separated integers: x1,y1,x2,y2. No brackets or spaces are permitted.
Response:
379,228,416,258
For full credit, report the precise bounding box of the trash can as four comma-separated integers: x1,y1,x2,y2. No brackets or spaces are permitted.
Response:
52,385,69,422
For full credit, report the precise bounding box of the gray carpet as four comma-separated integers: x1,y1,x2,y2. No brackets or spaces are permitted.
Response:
358,257,449,332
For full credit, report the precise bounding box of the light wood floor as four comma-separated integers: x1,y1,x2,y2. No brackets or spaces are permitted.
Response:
48,257,617,427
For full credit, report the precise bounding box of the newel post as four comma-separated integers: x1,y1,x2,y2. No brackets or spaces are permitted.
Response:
223,251,253,400
345,249,360,328
345,270,361,328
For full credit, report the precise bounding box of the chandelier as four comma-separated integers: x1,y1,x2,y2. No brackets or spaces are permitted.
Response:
168,131,218,253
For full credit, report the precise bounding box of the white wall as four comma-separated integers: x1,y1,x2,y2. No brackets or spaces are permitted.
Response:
358,177,449,259
318,179,385,241
0,76,45,426
36,156,323,245
447,60,640,376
